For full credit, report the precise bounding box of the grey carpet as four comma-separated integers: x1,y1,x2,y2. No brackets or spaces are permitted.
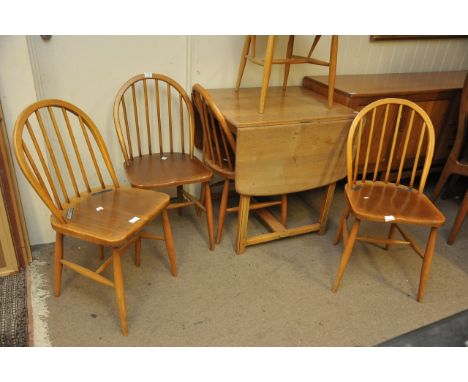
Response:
0,270,28,347
29,183,468,346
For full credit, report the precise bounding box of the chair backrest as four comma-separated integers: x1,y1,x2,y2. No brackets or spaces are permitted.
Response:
451,73,468,161
113,73,195,165
14,99,119,224
191,84,236,177
347,98,435,193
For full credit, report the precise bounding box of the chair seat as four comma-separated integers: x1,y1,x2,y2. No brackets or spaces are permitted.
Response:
345,182,445,227
124,153,212,188
51,188,169,246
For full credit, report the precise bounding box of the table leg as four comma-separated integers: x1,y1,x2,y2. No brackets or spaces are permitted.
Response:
236,195,250,254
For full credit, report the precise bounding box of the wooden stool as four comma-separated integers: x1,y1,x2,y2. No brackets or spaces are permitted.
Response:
235,35,339,113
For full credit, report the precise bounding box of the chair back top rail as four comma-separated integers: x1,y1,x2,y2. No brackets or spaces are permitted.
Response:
14,99,119,224
113,73,195,165
347,98,435,193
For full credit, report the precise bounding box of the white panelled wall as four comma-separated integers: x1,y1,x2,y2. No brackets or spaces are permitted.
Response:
1,35,467,245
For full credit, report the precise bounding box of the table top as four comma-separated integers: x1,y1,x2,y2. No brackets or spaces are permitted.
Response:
207,86,356,129
304,71,467,98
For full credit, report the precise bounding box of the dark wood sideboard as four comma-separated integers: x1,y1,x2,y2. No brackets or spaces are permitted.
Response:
303,71,467,172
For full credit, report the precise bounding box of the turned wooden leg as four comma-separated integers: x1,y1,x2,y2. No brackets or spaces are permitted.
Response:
319,182,336,235
98,245,105,260
177,185,183,215
197,183,206,217
282,35,295,90
432,162,453,201
162,209,177,276
236,195,250,255
417,227,438,302
54,232,63,297
328,35,339,109
332,218,360,293
134,237,141,267
204,182,215,251
334,203,350,245
259,35,276,114
112,248,128,336
235,36,252,91
281,194,288,227
448,190,467,245
385,223,397,250
216,179,230,244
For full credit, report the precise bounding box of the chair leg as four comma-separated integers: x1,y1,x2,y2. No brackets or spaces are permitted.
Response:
162,209,178,276
134,238,141,267
204,182,215,251
54,232,63,297
448,190,468,245
235,36,252,91
98,245,105,260
259,35,276,113
112,248,128,336
417,227,438,302
281,194,288,227
332,218,360,293
177,185,183,215
197,183,206,217
282,35,295,90
328,35,339,109
236,195,250,255
441,174,460,200
432,162,453,201
216,179,230,244
319,182,336,235
385,223,397,250
334,204,350,245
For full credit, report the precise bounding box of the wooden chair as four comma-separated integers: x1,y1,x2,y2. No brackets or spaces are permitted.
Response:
432,74,468,244
14,99,177,336
191,84,287,245
113,73,214,250
235,35,339,113
333,98,445,302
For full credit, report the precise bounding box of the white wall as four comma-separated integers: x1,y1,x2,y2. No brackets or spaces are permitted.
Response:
0,36,55,244
1,35,467,244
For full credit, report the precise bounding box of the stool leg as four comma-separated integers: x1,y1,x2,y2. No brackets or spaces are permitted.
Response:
282,35,295,90
259,35,276,113
328,35,339,109
235,36,252,91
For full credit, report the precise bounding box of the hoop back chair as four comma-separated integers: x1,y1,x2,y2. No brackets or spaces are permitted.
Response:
192,84,287,246
14,99,177,335
432,74,468,244
235,35,338,113
333,98,445,302
113,73,214,250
